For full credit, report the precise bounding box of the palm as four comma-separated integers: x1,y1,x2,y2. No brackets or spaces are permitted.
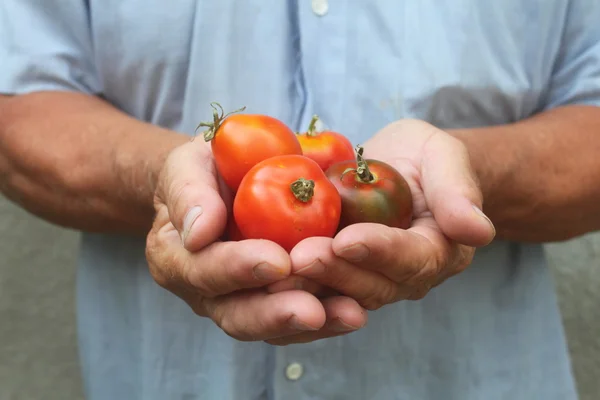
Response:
362,121,454,259
354,123,475,290
269,119,495,314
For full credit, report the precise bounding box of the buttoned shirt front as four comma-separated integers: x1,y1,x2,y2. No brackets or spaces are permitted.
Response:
2,1,599,399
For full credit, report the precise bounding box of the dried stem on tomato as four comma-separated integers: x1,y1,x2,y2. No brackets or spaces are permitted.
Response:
290,178,315,202
340,145,375,183
196,102,246,141
306,115,320,136
296,114,321,137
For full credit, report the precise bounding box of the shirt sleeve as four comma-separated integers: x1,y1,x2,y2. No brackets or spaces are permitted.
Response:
0,1,102,95
542,0,600,109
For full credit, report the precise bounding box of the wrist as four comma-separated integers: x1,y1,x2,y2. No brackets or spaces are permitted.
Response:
446,126,518,211
114,125,189,217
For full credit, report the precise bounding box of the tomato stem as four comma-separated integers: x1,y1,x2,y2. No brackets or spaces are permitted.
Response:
195,102,246,141
306,115,320,136
290,178,315,202
354,145,375,183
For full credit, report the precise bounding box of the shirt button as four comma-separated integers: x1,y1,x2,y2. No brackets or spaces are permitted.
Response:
311,0,329,16
285,362,304,381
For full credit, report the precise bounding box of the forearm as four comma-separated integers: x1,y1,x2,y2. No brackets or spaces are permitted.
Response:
450,105,600,242
0,91,189,234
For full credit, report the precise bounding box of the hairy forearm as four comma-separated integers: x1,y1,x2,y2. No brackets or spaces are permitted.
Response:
450,105,600,242
0,91,188,234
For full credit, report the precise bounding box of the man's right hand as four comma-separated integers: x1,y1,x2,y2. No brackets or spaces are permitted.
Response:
145,138,367,343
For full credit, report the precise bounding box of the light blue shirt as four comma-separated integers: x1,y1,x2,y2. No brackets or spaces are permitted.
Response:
2,1,600,399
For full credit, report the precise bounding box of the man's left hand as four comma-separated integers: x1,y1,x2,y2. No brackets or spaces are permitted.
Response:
266,119,495,343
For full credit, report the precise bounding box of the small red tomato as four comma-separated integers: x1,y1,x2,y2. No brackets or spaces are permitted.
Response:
234,154,341,252
325,145,413,230
296,115,355,171
198,103,302,191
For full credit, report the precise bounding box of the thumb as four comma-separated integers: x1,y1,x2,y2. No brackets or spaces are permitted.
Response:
421,133,496,247
156,141,228,252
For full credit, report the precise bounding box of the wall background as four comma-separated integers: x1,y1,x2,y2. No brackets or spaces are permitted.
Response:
1,196,599,400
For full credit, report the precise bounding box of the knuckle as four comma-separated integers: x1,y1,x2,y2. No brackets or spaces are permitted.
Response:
150,254,177,289
359,282,397,311
184,246,233,298
219,243,251,285
454,257,471,274
209,302,227,330
145,232,171,289
186,266,219,298
190,306,206,319
415,262,439,283
402,261,438,301
151,269,170,289
187,297,208,318
325,273,350,293
217,316,247,342
452,245,475,275
408,286,430,300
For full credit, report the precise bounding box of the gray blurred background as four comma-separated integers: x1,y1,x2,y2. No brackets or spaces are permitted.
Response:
1,196,599,400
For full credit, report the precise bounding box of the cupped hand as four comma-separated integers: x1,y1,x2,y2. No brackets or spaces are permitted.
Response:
145,138,367,344
268,119,496,310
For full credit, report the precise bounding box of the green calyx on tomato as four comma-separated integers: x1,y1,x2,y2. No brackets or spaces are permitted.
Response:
290,178,315,202
325,145,413,230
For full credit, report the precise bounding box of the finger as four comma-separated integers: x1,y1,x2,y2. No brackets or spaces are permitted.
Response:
420,132,496,246
266,275,339,298
335,218,478,300
289,236,405,310
333,223,437,279
156,141,228,251
333,220,476,298
196,290,327,341
189,239,294,296
431,243,475,288
148,221,292,297
265,296,368,345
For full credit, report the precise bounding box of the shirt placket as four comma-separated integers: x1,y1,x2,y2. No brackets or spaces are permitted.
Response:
271,1,350,399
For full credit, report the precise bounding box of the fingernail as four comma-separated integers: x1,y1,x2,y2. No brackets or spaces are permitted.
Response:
253,262,286,281
472,205,496,236
182,206,203,245
337,244,370,262
295,259,326,276
329,317,361,332
288,315,319,331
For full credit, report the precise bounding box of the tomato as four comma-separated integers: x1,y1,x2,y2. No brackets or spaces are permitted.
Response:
296,115,355,172
198,103,302,191
233,154,342,252
325,145,413,230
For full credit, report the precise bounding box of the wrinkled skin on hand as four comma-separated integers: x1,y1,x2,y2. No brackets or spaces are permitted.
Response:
145,139,368,345
266,119,495,344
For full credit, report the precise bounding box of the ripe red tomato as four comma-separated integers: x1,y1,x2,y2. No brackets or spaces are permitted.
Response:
234,155,342,252
296,115,355,171
198,103,302,191
325,145,413,230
